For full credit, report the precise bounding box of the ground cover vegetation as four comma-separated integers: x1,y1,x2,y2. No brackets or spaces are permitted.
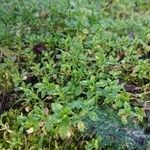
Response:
0,0,150,149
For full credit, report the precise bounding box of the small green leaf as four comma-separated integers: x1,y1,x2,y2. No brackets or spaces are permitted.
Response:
115,99,123,108
58,125,68,139
52,103,63,113
121,115,128,125
124,102,131,112
68,100,83,109
89,111,99,121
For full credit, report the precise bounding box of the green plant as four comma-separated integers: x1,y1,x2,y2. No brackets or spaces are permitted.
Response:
0,0,150,149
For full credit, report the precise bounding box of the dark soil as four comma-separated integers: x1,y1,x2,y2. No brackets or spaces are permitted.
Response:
0,90,20,114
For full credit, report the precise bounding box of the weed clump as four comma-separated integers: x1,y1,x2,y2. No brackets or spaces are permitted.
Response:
0,0,150,149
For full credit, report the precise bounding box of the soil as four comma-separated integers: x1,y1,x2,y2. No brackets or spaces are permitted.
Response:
0,90,20,114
